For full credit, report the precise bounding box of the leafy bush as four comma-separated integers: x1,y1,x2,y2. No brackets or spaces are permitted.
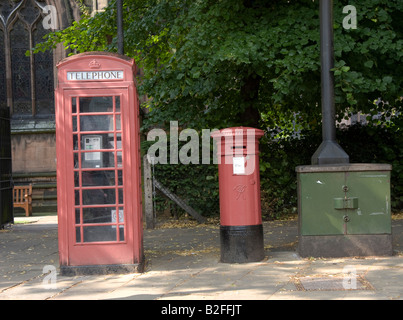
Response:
259,130,321,219
141,135,220,218
152,161,219,217
338,117,403,210
146,115,402,220
260,116,403,219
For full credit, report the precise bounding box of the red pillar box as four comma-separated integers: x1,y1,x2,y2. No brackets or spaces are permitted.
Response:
211,127,265,263
55,52,143,275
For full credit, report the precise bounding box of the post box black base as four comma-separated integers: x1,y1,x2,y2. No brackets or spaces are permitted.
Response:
220,225,264,263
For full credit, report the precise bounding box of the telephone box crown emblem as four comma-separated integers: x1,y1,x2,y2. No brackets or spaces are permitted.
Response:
89,59,101,69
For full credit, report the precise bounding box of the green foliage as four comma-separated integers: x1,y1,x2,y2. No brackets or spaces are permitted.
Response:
260,114,403,219
339,116,403,210
31,0,403,132
30,0,403,218
30,8,114,54
153,161,219,217
331,0,403,120
141,136,219,217
148,115,403,220
259,129,321,219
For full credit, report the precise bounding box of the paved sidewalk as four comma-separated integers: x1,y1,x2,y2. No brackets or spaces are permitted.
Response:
0,215,402,300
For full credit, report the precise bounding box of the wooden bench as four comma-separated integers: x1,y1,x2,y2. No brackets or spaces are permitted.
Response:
13,185,33,217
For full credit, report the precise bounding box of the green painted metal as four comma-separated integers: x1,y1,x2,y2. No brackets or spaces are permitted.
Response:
298,171,345,235
334,197,358,210
347,171,391,235
297,164,391,236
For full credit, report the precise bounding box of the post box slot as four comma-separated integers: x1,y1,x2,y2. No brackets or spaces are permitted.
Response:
231,146,246,149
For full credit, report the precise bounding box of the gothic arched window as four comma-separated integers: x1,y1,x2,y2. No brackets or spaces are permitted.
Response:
0,0,54,117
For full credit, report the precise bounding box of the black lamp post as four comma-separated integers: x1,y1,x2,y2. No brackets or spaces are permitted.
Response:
311,0,349,165
117,0,124,55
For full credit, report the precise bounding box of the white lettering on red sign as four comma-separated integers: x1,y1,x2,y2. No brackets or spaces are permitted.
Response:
67,71,124,81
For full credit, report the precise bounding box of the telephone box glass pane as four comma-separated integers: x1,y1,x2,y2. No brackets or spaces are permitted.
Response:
74,172,79,187
74,154,79,168
81,134,115,149
82,188,115,205
81,152,115,168
118,170,123,185
116,133,122,149
116,115,121,130
119,227,124,241
79,97,113,113
73,134,78,150
73,117,77,131
80,115,114,132
82,207,114,224
115,96,120,112
117,151,122,167
118,189,123,204
83,226,116,242
75,208,80,224
75,190,80,205
81,171,115,187
76,227,81,242
72,97,77,113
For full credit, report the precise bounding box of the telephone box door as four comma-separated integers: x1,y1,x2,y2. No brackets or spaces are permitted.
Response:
60,89,142,267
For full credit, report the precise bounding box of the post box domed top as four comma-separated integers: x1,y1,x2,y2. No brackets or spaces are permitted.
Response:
211,127,264,156
210,127,264,139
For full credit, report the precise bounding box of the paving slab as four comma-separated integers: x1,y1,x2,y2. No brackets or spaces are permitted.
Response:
1,215,403,300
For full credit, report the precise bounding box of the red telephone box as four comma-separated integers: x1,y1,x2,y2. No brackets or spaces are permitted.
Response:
211,127,265,263
55,52,143,274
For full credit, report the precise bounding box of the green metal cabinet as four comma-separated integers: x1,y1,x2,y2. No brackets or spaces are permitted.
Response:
296,164,392,257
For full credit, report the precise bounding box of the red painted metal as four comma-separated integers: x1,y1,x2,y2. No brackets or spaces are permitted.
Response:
211,127,264,226
55,52,143,268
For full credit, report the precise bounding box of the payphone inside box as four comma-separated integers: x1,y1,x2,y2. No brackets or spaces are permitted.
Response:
83,135,103,168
